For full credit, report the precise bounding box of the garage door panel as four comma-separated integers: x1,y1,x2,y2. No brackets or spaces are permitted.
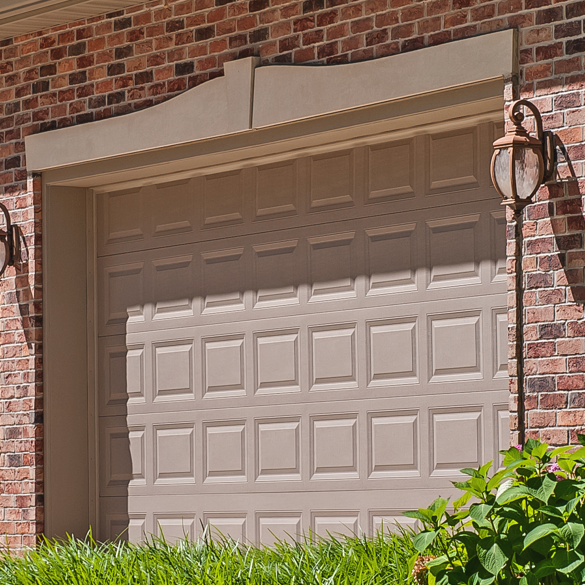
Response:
101,389,505,499
97,203,503,339
97,123,496,259
97,121,507,543
99,296,505,423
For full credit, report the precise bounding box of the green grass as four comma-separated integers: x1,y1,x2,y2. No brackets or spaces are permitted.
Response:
0,529,417,585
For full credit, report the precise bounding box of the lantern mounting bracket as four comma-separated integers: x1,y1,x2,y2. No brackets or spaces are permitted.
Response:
0,202,19,277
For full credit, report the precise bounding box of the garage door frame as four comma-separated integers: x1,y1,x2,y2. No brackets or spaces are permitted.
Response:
36,34,516,538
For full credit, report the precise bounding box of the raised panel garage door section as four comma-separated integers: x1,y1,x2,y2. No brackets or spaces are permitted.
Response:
96,121,508,544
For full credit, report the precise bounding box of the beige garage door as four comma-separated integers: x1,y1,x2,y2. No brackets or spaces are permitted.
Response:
96,120,509,544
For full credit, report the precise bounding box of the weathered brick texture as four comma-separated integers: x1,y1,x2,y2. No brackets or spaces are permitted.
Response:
0,0,584,548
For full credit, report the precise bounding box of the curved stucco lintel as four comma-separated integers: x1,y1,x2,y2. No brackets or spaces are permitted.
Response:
25,57,258,172
252,29,517,127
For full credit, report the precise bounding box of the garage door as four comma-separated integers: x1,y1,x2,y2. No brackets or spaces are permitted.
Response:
96,120,509,544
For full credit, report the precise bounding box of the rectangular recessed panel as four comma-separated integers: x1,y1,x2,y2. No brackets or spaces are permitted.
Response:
103,263,144,327
128,516,146,544
370,512,418,535
258,515,302,546
312,416,358,478
255,160,297,218
129,428,146,484
204,515,247,542
204,335,246,396
367,319,417,385
430,312,481,381
204,422,246,482
105,426,144,487
152,179,194,237
102,344,144,405
312,514,359,538
154,516,196,544
152,255,194,319
155,424,195,484
255,330,300,394
106,515,130,542
431,408,482,476
427,215,480,286
366,224,417,295
154,341,194,399
256,418,301,480
491,210,507,282
427,128,479,194
102,188,144,244
203,171,244,226
495,405,510,468
253,240,299,307
310,325,357,391
308,232,355,301
367,140,414,202
494,309,508,378
369,412,418,477
310,151,354,210
202,248,245,313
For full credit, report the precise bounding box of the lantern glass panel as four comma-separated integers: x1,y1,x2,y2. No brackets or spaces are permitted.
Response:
0,236,8,276
514,146,541,200
493,147,512,199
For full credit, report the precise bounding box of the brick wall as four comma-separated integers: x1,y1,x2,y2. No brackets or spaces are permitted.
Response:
0,0,584,548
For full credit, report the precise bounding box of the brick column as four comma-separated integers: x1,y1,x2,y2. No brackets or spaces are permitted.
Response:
0,174,43,549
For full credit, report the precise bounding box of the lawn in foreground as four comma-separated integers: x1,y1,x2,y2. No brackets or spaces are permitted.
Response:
0,529,417,585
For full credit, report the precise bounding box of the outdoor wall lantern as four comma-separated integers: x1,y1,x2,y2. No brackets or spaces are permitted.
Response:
491,99,556,210
0,202,18,277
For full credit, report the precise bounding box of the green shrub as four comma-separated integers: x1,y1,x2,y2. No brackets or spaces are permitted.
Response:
406,437,585,585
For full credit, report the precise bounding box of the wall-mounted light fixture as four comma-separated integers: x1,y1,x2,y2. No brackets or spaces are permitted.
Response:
490,99,557,448
0,202,19,277
491,99,556,210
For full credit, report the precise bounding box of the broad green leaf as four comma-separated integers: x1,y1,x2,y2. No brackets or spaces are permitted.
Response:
476,541,507,576
538,505,564,519
427,555,450,572
486,469,512,492
552,550,584,574
496,485,531,505
533,560,556,579
502,448,523,467
558,458,576,474
470,504,492,523
429,497,449,519
535,474,557,503
460,468,479,477
551,446,574,458
479,461,493,478
403,509,433,522
524,438,541,454
558,522,585,548
523,523,558,549
495,479,513,500
577,433,585,447
453,491,472,510
568,447,585,460
413,530,438,553
532,442,548,459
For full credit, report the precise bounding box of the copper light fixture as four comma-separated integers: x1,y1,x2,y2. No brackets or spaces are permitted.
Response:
0,202,18,277
491,99,556,210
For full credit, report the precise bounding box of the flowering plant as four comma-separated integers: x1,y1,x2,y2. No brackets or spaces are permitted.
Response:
406,437,585,585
